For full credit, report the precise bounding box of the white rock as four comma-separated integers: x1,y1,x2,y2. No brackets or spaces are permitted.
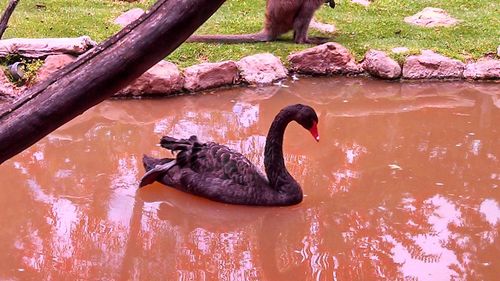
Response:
402,50,464,79
392,47,409,54
37,54,76,82
351,0,371,7
114,8,145,27
463,59,500,80
362,50,401,79
183,61,239,92
287,42,362,75
404,7,460,27
117,60,184,96
237,53,288,84
309,19,336,34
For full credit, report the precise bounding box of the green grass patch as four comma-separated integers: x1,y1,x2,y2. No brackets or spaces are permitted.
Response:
2,0,499,67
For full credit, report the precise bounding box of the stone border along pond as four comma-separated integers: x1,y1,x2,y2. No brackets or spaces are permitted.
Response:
3,3,500,101
0,40,499,101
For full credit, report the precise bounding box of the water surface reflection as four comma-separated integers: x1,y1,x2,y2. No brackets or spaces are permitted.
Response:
0,77,498,280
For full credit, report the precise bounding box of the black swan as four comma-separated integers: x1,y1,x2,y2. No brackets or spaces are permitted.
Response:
139,104,319,206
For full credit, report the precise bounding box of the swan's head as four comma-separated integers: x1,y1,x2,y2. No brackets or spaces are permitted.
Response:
291,104,319,142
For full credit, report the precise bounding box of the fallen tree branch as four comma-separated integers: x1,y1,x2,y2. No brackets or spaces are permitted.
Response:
0,0,20,38
0,36,96,58
0,0,226,164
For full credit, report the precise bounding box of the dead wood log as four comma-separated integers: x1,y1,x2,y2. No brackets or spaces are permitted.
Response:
0,0,20,38
0,36,97,58
0,0,226,164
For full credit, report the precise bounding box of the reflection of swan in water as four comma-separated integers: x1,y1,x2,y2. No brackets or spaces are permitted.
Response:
139,104,319,206
135,177,319,281
137,185,273,228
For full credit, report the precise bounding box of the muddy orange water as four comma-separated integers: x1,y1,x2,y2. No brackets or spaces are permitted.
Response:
0,77,499,280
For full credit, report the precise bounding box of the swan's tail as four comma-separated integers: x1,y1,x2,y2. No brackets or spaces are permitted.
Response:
140,135,201,188
142,155,173,171
140,155,175,187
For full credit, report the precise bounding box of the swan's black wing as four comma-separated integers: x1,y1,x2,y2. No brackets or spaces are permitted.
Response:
160,135,268,187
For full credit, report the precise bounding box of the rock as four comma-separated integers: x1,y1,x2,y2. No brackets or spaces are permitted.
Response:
463,59,500,80
362,50,401,79
309,19,336,34
0,69,9,84
114,8,145,27
0,69,17,100
37,54,76,82
492,95,500,109
402,50,464,79
351,0,371,7
392,47,409,54
183,61,239,92
0,36,96,58
288,42,363,75
116,60,184,96
237,53,288,84
404,7,460,27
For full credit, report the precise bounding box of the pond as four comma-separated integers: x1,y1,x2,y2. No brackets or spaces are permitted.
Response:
0,77,499,280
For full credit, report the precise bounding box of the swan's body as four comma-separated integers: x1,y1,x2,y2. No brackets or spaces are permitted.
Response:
140,104,319,206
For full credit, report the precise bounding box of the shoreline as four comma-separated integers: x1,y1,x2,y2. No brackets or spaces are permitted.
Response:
0,41,499,102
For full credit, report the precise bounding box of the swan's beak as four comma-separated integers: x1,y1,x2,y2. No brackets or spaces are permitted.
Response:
309,122,319,142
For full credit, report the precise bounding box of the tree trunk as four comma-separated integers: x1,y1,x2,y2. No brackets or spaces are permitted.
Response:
0,0,20,38
0,0,226,164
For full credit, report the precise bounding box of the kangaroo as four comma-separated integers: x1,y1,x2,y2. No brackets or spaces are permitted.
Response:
188,0,335,44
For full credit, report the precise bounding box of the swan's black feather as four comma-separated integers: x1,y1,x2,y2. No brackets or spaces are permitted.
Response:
162,136,266,187
140,104,318,206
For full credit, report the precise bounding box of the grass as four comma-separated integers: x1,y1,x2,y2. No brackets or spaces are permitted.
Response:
2,0,499,67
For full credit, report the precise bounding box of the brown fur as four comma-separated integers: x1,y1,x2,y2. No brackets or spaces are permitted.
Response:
188,0,333,44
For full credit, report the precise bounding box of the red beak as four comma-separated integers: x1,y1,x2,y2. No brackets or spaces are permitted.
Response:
309,122,319,142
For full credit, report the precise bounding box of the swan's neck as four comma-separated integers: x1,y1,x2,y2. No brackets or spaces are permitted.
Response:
264,109,302,200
